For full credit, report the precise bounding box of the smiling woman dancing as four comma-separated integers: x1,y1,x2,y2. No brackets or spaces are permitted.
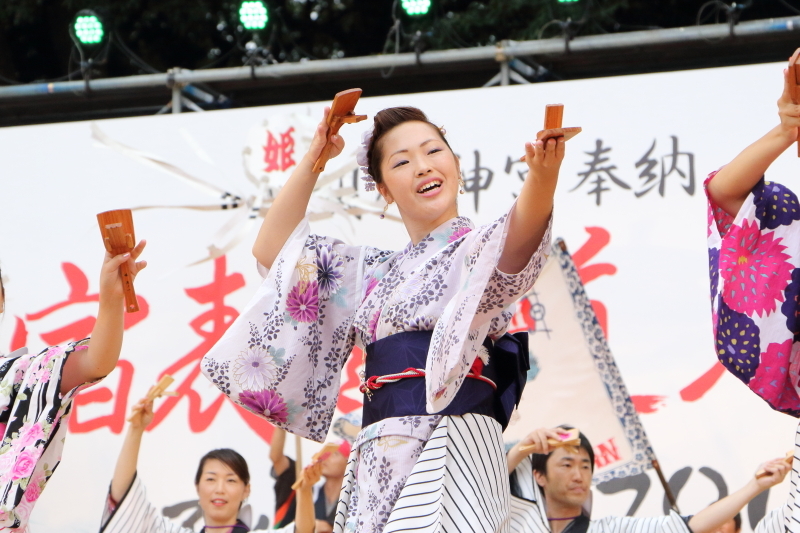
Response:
202,105,565,533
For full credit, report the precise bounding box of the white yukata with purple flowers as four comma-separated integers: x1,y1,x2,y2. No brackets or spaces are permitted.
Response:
202,206,550,533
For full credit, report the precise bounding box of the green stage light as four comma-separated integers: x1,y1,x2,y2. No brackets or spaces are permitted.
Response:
239,1,269,30
557,0,580,3
401,0,432,16
72,11,104,45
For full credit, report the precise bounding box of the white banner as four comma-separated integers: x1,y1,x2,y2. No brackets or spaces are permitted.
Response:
0,60,797,532
504,239,656,485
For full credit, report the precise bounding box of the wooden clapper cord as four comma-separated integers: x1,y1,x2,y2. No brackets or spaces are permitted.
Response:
312,88,368,173
97,209,140,313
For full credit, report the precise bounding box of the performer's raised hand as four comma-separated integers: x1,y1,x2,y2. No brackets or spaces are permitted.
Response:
99,239,148,304
778,51,800,142
128,392,156,432
519,427,566,455
753,456,791,488
307,106,346,168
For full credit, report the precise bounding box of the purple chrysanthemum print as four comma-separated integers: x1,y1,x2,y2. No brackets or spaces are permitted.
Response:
448,227,472,244
782,267,800,342
316,245,344,300
747,339,800,413
709,247,720,299
239,389,289,424
754,179,800,230
715,298,761,383
720,218,793,317
286,281,319,322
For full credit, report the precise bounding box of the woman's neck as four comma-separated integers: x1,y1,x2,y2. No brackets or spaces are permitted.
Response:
204,515,240,533
404,209,459,245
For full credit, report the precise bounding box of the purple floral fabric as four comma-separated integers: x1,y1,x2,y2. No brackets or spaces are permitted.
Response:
0,340,91,529
202,207,551,532
707,172,800,415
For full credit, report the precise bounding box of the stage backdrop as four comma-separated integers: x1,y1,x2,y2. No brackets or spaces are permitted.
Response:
1,61,798,533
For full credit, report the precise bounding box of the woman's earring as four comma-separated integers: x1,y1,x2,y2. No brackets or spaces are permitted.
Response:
459,178,466,195
380,202,390,219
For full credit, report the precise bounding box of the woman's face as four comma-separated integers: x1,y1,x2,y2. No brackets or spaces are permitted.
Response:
377,121,460,232
195,458,251,526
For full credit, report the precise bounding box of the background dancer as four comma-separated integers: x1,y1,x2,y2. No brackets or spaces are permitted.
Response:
270,427,347,532
101,393,318,533
507,426,790,533
0,240,146,530
202,102,564,533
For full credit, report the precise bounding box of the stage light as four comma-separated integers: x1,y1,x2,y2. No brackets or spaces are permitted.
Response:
239,1,269,31
557,0,580,3
71,10,105,46
401,0,432,16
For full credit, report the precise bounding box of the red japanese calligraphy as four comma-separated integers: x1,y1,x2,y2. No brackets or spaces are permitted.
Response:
263,127,296,173
11,262,150,434
336,346,364,415
572,227,617,338
148,256,275,443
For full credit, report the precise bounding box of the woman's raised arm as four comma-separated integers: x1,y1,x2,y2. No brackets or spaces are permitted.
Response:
498,137,564,274
110,395,154,503
253,108,345,270
708,52,800,216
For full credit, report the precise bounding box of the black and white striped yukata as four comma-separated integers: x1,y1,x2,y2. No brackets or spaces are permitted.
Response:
99,473,296,533
508,456,692,533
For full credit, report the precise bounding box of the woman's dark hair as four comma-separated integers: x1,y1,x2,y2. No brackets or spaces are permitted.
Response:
733,513,742,532
366,106,452,185
529,425,595,477
195,448,250,486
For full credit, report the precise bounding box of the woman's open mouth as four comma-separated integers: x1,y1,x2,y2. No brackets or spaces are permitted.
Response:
417,180,442,194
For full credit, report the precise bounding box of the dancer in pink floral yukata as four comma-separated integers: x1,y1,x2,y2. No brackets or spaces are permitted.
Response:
0,240,146,531
203,105,564,533
706,49,800,533
706,50,800,415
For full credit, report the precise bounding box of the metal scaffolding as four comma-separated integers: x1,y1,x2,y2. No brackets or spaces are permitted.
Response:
1,15,798,104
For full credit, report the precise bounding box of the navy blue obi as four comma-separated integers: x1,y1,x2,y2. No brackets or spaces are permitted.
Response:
361,330,529,430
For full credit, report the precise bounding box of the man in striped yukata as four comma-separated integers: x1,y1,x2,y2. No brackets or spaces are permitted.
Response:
506,427,791,533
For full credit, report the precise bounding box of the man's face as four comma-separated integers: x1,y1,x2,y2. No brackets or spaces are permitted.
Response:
534,447,593,511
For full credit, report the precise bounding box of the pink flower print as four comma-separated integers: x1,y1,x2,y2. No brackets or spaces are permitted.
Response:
720,219,793,317
448,226,472,243
368,309,381,342
11,447,42,480
24,474,44,502
38,368,51,383
16,423,44,448
364,277,379,300
238,389,289,424
0,451,15,484
286,281,319,323
42,347,61,365
748,339,800,413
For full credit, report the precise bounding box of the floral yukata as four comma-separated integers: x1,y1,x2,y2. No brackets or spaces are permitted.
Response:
706,172,800,415
0,340,91,531
203,207,550,533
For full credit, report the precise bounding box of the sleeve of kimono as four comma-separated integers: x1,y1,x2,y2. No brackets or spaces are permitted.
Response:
0,339,92,529
99,473,188,533
507,456,552,533
705,171,800,415
593,512,692,533
202,217,377,442
425,207,552,413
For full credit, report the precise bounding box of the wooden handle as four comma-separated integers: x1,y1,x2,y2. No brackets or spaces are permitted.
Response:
313,140,336,174
119,261,139,312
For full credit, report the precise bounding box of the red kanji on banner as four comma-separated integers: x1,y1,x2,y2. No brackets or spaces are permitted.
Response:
12,262,150,434
263,127,296,172
149,256,276,443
